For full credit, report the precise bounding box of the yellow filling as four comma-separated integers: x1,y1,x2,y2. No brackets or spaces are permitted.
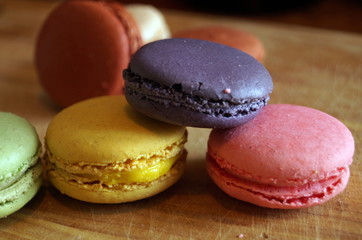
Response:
101,155,179,185
62,153,182,186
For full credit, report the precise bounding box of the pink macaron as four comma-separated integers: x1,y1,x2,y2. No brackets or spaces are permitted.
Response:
207,104,355,209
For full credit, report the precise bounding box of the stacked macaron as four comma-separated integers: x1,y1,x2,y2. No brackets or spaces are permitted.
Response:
35,0,171,108
123,38,273,128
35,0,189,204
0,112,42,218
122,38,355,209
41,37,272,203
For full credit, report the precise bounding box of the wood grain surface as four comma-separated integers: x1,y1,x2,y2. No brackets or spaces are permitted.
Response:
0,1,361,239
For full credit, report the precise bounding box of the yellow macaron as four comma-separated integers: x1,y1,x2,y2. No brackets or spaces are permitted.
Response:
44,95,187,203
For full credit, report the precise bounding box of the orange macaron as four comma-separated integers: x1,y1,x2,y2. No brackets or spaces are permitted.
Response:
173,26,265,62
35,0,142,108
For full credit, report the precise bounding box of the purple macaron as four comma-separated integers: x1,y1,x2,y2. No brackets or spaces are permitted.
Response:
123,38,273,128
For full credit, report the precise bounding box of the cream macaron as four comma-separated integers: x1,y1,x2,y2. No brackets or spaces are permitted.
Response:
126,4,171,44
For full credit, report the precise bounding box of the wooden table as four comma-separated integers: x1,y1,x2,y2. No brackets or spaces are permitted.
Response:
0,1,361,239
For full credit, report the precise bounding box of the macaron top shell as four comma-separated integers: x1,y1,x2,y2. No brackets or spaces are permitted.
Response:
46,95,186,164
0,112,40,188
126,38,273,101
173,26,265,61
36,0,142,107
208,104,354,185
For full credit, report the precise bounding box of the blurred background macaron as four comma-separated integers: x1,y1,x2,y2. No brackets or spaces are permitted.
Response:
35,0,170,108
126,4,171,44
0,112,42,218
43,95,187,203
173,26,265,62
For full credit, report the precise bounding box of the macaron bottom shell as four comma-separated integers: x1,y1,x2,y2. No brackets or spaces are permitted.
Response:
207,153,350,209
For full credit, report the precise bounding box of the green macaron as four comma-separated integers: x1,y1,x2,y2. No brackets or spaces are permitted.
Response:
0,112,42,218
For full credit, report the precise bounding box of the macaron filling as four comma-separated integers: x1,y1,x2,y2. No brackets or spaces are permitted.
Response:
207,154,350,207
124,70,269,118
0,162,42,205
44,135,187,190
46,151,185,186
0,146,41,190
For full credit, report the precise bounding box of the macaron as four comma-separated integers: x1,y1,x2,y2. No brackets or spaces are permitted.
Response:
126,4,170,44
44,95,187,203
123,38,273,129
35,0,170,108
207,104,355,209
173,26,265,62
0,112,42,218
